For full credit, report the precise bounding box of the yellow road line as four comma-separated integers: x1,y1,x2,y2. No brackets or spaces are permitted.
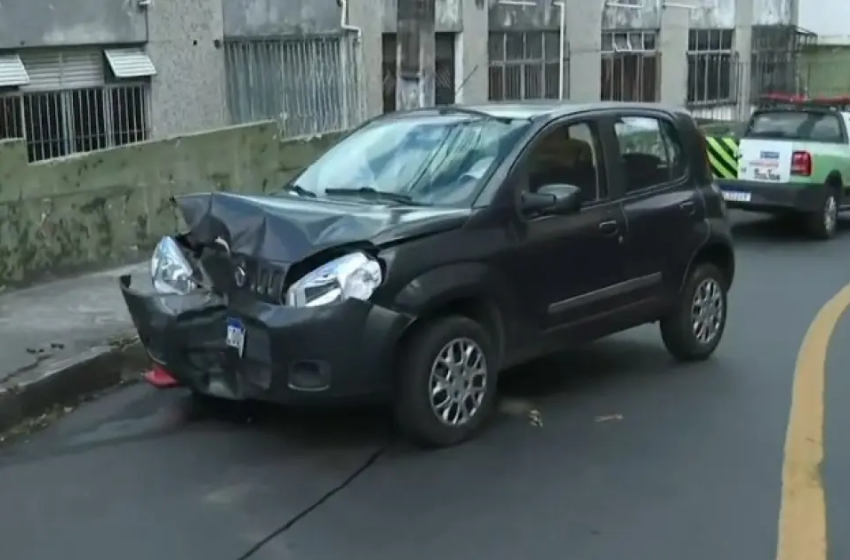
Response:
778,283,850,560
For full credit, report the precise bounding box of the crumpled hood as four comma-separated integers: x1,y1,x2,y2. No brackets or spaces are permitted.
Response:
177,192,471,263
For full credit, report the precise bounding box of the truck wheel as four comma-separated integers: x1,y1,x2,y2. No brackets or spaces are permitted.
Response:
394,315,498,448
660,263,728,362
807,191,838,240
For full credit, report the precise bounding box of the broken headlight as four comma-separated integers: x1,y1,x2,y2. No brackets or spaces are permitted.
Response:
150,236,197,295
286,252,382,308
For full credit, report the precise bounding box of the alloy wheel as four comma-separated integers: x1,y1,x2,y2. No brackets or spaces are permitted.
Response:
427,337,488,426
690,277,724,345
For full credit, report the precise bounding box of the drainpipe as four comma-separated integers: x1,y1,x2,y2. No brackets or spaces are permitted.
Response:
340,0,362,37
339,0,362,126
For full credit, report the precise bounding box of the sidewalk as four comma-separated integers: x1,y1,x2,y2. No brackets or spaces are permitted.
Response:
0,263,150,432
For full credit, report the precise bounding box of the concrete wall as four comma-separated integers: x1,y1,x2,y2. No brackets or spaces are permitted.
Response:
755,0,796,25
0,125,341,288
385,0,463,32
223,0,342,37
147,0,229,138
689,0,736,28
603,2,661,30
800,46,850,96
0,0,147,49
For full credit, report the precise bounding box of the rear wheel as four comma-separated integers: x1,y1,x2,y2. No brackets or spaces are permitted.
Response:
806,189,838,240
660,263,728,362
394,315,498,448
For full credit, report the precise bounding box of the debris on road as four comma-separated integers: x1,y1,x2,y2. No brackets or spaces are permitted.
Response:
527,409,543,427
595,414,624,423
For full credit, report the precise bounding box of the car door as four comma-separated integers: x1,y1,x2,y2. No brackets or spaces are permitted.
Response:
605,111,705,309
510,117,631,338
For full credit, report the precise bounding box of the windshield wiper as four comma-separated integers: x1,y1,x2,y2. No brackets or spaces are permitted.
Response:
281,184,316,198
436,106,515,125
325,187,420,205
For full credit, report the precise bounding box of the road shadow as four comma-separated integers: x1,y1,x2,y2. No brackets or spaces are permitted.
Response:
730,211,850,244
498,335,675,402
0,334,677,462
184,336,674,446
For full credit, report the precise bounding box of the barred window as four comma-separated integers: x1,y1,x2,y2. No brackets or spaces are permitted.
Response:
382,32,456,114
687,29,734,105
488,31,561,101
750,25,814,100
0,48,151,162
224,35,366,138
601,30,659,102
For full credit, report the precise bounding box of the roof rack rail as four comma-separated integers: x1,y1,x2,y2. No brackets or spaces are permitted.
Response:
757,93,850,111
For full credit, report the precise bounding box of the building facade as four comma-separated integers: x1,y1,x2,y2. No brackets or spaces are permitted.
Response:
0,0,803,162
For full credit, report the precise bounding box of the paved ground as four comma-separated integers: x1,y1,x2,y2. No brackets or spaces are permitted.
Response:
0,212,849,560
0,263,143,386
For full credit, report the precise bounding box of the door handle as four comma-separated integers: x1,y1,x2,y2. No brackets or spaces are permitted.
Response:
598,220,619,236
679,201,696,215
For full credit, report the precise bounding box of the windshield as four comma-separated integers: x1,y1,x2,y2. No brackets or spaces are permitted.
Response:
285,114,528,206
747,111,845,142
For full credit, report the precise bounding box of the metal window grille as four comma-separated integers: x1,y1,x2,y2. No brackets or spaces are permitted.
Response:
750,25,816,100
382,32,456,114
224,33,366,139
601,30,660,102
0,85,150,162
687,29,735,105
488,31,562,101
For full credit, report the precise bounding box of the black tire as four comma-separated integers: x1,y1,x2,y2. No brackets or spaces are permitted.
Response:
189,389,224,407
660,263,728,362
806,189,838,240
394,315,499,448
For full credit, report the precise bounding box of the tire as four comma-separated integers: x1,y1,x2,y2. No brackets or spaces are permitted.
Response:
189,389,226,409
394,315,499,448
660,263,728,362
806,189,838,240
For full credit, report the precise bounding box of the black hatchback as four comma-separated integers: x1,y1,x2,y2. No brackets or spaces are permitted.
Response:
120,102,735,448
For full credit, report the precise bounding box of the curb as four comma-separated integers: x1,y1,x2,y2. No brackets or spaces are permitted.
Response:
0,340,149,434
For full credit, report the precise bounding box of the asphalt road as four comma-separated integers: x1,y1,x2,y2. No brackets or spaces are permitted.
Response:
1,211,849,560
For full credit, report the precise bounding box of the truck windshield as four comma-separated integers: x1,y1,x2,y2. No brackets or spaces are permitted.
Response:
747,111,844,143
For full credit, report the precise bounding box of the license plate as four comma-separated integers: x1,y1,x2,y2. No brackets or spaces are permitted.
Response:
225,318,246,357
722,190,751,202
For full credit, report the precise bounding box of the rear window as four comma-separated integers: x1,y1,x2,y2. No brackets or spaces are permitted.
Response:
747,111,844,142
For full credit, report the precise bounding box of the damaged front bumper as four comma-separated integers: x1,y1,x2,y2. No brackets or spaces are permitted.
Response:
119,274,411,404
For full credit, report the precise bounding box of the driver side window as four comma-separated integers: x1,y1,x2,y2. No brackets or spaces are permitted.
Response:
524,121,605,204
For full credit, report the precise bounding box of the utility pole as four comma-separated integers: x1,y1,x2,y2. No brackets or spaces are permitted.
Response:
396,0,436,109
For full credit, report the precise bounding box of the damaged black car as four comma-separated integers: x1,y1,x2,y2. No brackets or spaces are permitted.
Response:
120,102,734,448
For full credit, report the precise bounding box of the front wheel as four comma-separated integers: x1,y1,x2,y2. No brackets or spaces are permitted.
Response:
394,315,498,448
660,263,728,362
806,191,838,240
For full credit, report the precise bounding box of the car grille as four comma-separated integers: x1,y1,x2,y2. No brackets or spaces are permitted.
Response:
246,261,287,301
199,251,288,303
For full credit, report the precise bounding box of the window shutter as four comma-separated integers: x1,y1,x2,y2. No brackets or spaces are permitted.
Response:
18,48,103,91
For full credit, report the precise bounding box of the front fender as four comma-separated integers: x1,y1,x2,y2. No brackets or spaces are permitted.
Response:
388,262,520,362
392,262,495,314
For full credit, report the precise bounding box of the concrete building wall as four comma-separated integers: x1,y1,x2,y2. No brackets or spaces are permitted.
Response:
754,0,796,25
0,0,800,154
147,0,229,138
222,0,342,37
690,0,736,28
384,0,463,32
603,2,661,30
0,0,147,49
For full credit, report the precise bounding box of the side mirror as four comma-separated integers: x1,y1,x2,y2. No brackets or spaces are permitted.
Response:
521,183,582,217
